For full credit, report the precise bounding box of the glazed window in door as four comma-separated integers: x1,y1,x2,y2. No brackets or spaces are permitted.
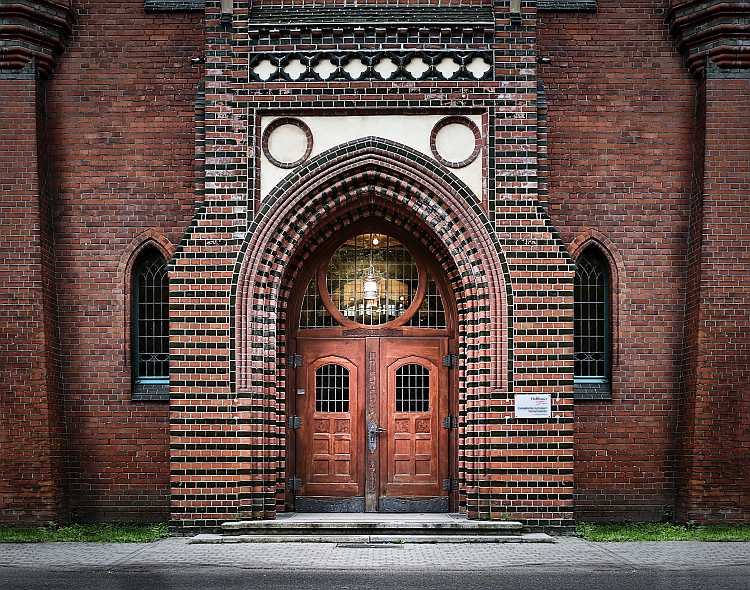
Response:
316,364,349,412
396,364,430,412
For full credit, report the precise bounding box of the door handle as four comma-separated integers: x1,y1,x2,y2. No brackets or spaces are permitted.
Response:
367,421,386,452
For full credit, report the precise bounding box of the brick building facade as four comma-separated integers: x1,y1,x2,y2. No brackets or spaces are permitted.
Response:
0,0,748,530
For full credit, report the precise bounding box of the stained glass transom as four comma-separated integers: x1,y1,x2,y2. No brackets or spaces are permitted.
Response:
315,364,350,413
574,249,610,382
133,250,169,382
395,364,430,412
326,233,419,326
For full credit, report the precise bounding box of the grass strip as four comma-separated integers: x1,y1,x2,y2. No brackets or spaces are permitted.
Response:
0,523,169,543
577,522,750,542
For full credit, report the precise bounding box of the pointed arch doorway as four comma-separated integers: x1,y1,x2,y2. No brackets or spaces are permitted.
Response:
286,221,457,513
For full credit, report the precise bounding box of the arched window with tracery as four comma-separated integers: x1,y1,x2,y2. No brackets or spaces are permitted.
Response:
574,247,611,398
132,248,170,398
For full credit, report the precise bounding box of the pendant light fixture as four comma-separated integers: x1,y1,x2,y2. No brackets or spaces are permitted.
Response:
363,234,379,304
363,267,378,302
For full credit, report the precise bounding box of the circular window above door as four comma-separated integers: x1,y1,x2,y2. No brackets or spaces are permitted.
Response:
320,233,426,328
297,231,450,331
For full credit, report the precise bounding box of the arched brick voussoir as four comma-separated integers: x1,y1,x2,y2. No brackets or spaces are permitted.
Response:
233,137,512,394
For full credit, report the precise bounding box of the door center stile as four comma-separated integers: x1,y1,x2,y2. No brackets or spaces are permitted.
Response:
365,337,380,513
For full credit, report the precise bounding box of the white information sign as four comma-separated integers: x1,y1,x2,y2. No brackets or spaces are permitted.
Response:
514,394,552,419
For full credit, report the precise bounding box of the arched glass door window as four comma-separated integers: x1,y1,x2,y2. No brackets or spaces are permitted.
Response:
574,248,610,386
315,364,350,413
132,248,169,390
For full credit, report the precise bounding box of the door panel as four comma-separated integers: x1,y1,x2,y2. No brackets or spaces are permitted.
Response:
379,338,448,502
296,339,365,501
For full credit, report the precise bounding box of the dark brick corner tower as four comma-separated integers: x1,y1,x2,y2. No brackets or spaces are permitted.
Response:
668,0,750,523
0,0,75,524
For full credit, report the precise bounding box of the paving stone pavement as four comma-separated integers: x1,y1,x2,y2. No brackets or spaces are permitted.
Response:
1,538,749,572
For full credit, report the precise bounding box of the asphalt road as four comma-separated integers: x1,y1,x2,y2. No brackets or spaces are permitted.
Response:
3,566,750,590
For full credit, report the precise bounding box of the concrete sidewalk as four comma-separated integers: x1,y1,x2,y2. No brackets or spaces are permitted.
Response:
1,537,749,572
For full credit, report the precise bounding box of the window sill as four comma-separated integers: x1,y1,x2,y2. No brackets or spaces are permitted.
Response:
132,381,169,401
574,381,611,402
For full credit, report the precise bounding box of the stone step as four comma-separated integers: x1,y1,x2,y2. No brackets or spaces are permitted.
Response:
191,533,555,544
219,513,526,536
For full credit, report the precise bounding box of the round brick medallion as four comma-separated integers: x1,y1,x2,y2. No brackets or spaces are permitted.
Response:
430,116,481,169
262,117,313,169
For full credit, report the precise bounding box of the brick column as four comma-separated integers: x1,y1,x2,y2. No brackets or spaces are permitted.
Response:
0,0,73,524
668,1,750,522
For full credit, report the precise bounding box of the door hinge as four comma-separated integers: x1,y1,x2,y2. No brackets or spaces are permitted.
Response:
288,476,302,492
442,477,457,492
442,415,458,430
287,415,301,430
289,353,303,368
442,353,456,368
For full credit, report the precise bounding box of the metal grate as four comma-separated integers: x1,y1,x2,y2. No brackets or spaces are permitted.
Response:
574,249,610,382
395,364,430,412
299,278,336,328
326,233,419,326
408,275,447,328
134,250,169,382
316,364,350,413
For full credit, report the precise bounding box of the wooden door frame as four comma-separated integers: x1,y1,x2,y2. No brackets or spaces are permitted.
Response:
284,219,460,512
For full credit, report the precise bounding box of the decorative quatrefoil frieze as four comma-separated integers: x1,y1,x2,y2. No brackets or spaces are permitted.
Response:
250,51,494,83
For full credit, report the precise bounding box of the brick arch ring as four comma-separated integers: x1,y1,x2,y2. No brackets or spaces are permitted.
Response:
231,137,512,515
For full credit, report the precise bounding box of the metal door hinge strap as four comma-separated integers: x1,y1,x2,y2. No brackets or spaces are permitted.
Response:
442,415,458,430
289,353,303,368
442,353,456,368
287,415,301,430
288,476,301,491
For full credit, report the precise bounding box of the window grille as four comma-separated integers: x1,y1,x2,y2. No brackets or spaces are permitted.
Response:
574,249,610,383
299,278,336,328
407,275,447,328
315,364,350,413
133,249,169,384
395,364,430,412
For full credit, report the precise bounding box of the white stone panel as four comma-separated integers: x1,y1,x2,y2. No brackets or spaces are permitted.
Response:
466,56,492,80
284,58,306,81
405,57,429,80
435,57,460,80
343,57,367,80
434,122,476,165
260,114,483,201
313,58,337,80
373,57,398,80
253,59,277,81
266,123,309,165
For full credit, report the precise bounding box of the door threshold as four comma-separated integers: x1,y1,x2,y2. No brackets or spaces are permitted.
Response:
192,532,554,544
220,512,528,534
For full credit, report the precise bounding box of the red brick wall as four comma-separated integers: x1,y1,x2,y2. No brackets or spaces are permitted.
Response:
2,0,746,526
679,70,750,522
538,1,696,521
45,0,203,522
0,73,66,524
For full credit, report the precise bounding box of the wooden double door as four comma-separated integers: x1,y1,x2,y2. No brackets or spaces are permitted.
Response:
291,336,451,512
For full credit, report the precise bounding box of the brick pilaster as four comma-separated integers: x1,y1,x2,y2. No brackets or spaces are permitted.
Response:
668,1,750,522
0,65,65,524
